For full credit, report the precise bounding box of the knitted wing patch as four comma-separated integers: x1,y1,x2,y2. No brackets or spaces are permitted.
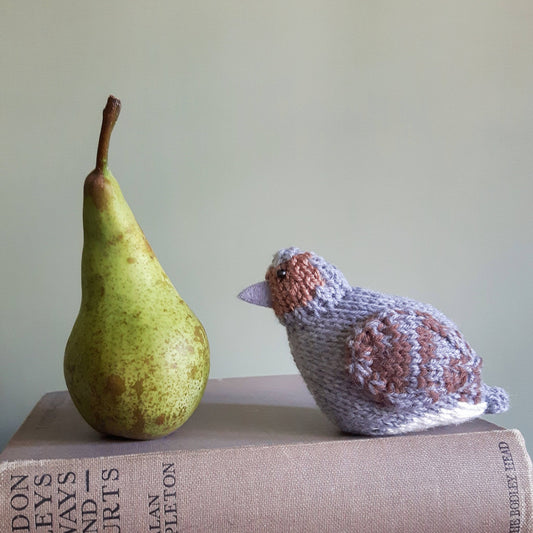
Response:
345,309,483,408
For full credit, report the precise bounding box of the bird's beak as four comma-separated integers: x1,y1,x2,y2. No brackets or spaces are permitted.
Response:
238,281,272,308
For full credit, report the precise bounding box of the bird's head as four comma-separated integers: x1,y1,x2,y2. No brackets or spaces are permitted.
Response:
238,248,350,325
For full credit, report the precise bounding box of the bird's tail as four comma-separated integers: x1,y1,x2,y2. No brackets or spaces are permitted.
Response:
483,384,510,414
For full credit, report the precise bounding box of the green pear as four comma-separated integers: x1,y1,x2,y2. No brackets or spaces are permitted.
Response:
64,96,210,440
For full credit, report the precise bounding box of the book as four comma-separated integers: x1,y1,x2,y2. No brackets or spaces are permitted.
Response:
1,374,532,533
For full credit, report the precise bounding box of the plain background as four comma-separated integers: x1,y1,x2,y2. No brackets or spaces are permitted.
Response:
1,2,531,451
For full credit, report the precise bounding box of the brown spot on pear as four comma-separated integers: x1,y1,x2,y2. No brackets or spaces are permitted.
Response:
106,374,126,397
194,325,206,345
130,407,146,438
84,173,112,211
133,379,144,397
107,233,124,246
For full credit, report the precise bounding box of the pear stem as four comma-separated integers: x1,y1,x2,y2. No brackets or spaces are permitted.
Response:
96,96,121,172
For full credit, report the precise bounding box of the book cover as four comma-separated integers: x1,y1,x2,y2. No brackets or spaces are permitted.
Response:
1,374,532,532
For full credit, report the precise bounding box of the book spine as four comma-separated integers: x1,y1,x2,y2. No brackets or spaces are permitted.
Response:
1,429,532,533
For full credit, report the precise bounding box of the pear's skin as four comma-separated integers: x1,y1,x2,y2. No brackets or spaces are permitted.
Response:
64,101,209,440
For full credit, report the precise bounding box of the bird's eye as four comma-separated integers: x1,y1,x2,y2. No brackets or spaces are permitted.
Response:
277,269,287,280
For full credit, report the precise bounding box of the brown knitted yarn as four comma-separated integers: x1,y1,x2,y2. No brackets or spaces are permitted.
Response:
266,252,325,317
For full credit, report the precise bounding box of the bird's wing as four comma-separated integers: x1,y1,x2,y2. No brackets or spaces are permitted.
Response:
345,308,483,408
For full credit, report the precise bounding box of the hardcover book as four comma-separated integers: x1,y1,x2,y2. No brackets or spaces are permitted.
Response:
1,374,532,532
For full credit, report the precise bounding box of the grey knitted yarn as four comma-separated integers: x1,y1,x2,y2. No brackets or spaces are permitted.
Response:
238,248,509,436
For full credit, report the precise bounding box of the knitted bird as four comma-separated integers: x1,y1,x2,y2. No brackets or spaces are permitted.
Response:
238,247,509,436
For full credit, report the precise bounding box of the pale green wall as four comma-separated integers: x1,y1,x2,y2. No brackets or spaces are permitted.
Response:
1,1,532,450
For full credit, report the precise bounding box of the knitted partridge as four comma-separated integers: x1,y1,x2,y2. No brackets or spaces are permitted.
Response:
238,248,509,436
